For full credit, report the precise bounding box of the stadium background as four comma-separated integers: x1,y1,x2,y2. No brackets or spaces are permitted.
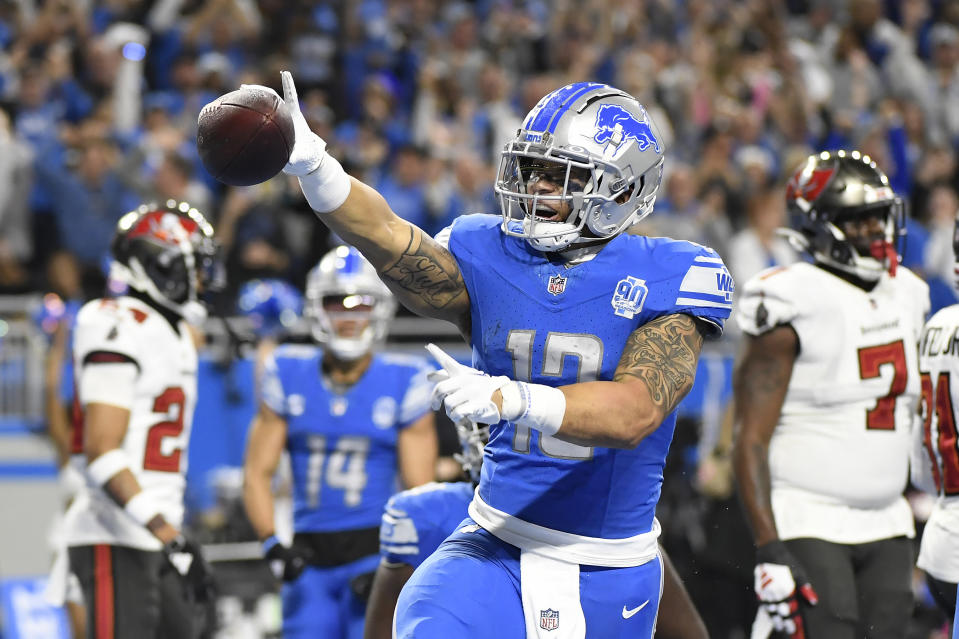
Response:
0,0,955,636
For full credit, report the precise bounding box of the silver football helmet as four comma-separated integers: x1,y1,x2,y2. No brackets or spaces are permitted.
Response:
495,82,666,252
305,246,397,361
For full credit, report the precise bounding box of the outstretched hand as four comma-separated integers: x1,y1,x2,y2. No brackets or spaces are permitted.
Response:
426,343,511,425
279,70,328,177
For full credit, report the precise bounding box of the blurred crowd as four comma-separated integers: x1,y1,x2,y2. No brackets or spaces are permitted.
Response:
3,0,959,636
2,0,959,317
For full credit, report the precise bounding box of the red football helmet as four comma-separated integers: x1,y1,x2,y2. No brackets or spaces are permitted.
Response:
110,200,223,322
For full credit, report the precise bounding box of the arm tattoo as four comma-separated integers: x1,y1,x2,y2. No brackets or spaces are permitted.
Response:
614,314,704,413
382,228,467,311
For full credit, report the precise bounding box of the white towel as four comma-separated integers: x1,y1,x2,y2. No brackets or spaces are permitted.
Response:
521,550,586,639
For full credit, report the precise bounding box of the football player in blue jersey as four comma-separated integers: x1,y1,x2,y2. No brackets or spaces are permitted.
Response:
242,245,438,639
273,71,733,638
364,421,708,639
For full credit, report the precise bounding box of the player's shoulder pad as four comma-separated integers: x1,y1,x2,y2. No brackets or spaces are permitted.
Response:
443,213,503,251
386,481,452,513
380,483,459,555
272,343,320,361
73,298,144,365
893,265,931,315
378,351,436,374
735,263,810,335
669,240,734,306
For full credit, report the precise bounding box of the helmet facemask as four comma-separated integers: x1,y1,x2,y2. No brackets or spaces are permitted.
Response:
305,247,397,361
453,419,488,485
782,150,904,282
495,83,665,253
111,202,222,323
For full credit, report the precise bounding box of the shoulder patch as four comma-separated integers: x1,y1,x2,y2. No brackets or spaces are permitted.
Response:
676,255,734,310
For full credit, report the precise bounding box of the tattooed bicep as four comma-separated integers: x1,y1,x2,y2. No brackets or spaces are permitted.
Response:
613,314,704,414
380,227,470,322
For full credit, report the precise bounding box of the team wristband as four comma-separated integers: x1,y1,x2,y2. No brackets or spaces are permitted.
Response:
124,491,162,527
298,154,351,213
86,449,131,487
501,381,566,437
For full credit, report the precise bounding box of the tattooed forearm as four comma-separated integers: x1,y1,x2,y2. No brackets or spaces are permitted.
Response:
614,314,704,413
382,229,467,311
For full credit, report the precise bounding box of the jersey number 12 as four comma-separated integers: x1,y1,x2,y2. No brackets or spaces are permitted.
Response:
506,330,597,460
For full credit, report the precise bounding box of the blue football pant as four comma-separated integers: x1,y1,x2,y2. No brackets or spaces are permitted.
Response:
282,553,380,639
394,519,663,638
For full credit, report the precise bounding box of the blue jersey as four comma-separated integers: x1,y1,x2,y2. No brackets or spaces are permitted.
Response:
262,345,433,532
379,481,474,568
445,214,732,538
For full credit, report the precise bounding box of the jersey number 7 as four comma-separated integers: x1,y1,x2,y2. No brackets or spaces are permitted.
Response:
857,340,908,431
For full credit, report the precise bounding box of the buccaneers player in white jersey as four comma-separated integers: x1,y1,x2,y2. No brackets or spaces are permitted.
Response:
733,151,929,638
62,201,221,638
913,213,959,625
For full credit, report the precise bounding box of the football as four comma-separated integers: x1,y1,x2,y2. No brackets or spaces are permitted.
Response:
196,86,295,186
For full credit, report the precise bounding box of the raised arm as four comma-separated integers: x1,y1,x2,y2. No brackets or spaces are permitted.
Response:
279,72,470,331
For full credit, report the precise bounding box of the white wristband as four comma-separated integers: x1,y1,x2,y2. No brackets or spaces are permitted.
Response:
500,382,524,421
124,491,162,527
512,382,566,437
298,154,352,213
86,449,131,487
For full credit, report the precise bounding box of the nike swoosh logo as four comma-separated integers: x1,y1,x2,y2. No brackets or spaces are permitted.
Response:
622,601,649,619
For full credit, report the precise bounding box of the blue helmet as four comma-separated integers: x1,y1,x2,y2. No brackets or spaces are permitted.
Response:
236,279,303,338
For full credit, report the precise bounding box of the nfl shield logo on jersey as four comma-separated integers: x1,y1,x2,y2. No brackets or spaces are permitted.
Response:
547,274,567,295
540,608,559,631
611,276,648,319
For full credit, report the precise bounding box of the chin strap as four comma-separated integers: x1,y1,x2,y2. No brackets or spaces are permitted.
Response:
869,240,898,277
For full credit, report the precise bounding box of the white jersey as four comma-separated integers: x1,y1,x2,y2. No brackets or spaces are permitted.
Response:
62,296,198,551
915,303,959,582
737,262,929,544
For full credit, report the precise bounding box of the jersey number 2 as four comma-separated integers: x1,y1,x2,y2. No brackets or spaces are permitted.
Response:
857,340,907,430
144,387,185,472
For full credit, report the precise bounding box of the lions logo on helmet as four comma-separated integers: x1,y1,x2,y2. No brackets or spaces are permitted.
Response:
109,200,222,323
305,246,397,361
495,82,665,252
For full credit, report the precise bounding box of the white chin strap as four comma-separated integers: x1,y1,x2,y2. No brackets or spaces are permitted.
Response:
814,249,885,282
179,300,208,325
523,218,581,252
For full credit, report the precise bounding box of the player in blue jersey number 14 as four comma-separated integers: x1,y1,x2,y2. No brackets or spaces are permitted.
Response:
242,246,437,639
272,70,732,638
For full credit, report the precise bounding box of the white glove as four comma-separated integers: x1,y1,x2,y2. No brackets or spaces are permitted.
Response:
426,343,512,425
753,542,818,639
279,70,328,177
